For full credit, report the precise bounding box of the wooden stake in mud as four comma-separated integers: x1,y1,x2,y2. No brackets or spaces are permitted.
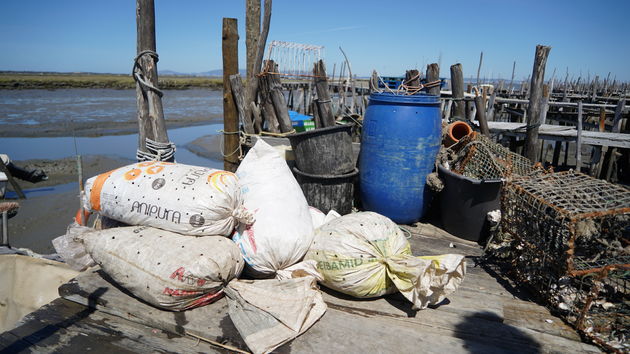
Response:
135,0,171,160
450,63,465,119
524,45,551,162
222,18,240,172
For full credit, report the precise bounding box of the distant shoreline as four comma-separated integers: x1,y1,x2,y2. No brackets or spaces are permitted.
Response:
0,72,223,90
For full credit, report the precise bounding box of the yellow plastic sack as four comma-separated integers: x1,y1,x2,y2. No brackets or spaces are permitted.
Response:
305,212,466,309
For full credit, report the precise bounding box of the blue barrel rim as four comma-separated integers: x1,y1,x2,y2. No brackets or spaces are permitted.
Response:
368,92,440,105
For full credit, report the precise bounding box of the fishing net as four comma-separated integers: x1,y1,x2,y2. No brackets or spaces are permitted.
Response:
494,171,630,352
439,134,542,180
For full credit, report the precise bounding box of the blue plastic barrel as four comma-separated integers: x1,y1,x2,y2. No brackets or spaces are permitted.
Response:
360,92,441,223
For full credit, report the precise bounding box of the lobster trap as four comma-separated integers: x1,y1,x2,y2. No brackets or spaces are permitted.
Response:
442,134,542,180
499,171,630,351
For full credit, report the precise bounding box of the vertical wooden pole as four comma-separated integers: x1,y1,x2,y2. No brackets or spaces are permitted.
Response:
136,0,170,158
405,69,420,88
222,18,239,172
576,101,583,172
509,61,516,93
426,63,440,96
524,45,551,162
245,0,261,79
475,96,490,136
313,60,335,127
450,63,465,119
476,51,483,87
243,0,272,134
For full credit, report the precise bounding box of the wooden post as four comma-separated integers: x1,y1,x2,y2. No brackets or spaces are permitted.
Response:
245,0,260,79
601,98,626,179
370,70,379,92
509,61,516,93
576,101,583,171
475,96,490,136
589,107,607,176
524,45,551,162
313,60,335,127
450,63,465,119
243,0,272,134
135,0,171,159
222,18,239,172
426,63,440,96
405,69,420,88
476,51,483,87
262,60,292,132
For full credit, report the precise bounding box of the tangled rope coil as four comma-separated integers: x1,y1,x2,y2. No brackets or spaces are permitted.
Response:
137,138,176,162
132,50,163,97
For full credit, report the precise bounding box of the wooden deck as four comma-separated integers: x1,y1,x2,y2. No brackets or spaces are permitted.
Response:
487,121,630,149
0,224,601,353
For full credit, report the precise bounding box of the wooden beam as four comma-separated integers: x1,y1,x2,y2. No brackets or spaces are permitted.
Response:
450,64,465,119
524,45,551,162
222,19,239,172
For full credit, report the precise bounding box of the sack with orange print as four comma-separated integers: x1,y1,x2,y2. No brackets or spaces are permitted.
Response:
82,161,252,236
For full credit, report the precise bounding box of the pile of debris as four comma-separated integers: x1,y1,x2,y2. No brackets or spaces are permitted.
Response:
53,139,466,354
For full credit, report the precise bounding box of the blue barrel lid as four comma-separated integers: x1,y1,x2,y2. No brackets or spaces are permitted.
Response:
368,92,440,105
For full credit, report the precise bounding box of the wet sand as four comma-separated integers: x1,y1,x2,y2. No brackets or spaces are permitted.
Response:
6,155,133,254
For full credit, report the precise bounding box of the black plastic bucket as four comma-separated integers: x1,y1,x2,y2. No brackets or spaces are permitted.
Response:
437,164,502,243
287,124,354,175
293,167,358,215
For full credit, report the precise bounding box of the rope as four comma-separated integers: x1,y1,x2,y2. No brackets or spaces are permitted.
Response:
136,138,176,162
132,50,164,97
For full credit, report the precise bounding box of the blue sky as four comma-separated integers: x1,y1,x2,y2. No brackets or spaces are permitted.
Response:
1,0,629,81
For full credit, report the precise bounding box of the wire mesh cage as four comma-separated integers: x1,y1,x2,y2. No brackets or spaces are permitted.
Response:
442,134,543,180
501,171,630,276
497,170,630,351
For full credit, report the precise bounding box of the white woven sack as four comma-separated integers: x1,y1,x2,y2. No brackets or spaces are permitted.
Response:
82,226,244,311
83,161,251,236
233,140,314,277
306,212,466,309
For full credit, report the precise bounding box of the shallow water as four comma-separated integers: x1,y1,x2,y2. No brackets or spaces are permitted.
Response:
0,88,224,167
0,88,222,126
2,123,223,168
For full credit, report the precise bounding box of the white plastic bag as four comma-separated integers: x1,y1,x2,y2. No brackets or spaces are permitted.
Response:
81,226,244,311
233,140,314,277
306,212,466,309
225,277,326,354
83,161,251,236
52,222,96,272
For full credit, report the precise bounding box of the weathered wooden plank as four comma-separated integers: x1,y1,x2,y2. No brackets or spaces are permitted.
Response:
503,299,582,342
316,289,598,353
486,121,630,149
1,298,222,353
59,269,249,351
